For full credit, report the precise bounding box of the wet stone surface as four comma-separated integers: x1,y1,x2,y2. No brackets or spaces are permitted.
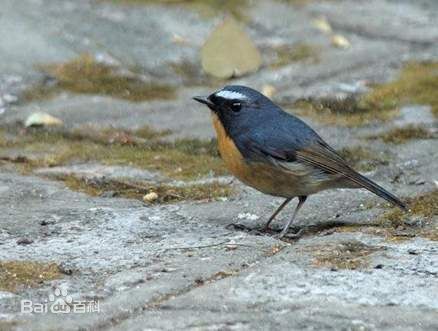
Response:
0,0,437,330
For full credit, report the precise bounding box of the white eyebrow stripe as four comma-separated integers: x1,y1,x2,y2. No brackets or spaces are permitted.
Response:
215,90,247,100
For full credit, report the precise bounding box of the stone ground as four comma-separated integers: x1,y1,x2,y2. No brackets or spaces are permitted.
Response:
0,0,437,330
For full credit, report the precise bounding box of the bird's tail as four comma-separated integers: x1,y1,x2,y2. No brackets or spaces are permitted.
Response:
295,142,408,211
353,172,407,210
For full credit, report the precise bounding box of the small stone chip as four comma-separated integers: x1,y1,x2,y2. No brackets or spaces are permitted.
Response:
312,17,332,34
24,112,63,127
261,84,276,98
237,213,259,221
225,244,238,251
16,238,34,245
143,192,158,203
331,34,351,49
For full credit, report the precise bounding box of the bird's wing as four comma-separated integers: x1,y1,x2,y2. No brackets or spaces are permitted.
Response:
239,123,406,210
295,141,407,209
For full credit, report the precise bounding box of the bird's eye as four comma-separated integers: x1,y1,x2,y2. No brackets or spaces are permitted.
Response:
230,102,241,112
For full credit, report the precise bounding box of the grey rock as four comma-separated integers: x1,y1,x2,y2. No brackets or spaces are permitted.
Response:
35,163,168,184
0,0,437,330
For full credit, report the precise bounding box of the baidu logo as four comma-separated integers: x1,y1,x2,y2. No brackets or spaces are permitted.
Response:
21,287,99,314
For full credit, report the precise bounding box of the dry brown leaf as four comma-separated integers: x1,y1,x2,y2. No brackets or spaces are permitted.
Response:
201,17,262,79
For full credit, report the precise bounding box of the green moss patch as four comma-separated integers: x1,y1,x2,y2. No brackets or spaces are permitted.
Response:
367,125,435,144
0,261,61,292
312,241,379,270
0,321,19,330
0,124,231,202
362,62,438,118
334,191,437,242
337,146,389,172
270,43,319,68
0,125,226,180
170,60,208,86
291,96,398,127
379,190,437,227
133,126,172,140
23,54,176,102
59,175,232,203
170,60,224,87
289,62,438,126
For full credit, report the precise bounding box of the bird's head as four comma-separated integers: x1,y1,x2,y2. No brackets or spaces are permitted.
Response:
193,85,278,135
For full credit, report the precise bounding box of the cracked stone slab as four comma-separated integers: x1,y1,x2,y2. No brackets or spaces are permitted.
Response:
0,171,281,330
308,0,438,45
0,0,437,330
109,302,438,331
111,233,438,331
0,134,436,330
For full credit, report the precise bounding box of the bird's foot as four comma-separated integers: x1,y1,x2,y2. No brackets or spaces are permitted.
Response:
262,224,271,233
225,223,265,236
225,223,247,231
274,228,304,240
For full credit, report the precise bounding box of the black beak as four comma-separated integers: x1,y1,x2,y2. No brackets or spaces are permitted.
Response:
193,96,214,108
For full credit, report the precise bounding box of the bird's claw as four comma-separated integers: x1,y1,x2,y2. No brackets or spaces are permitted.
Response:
274,228,304,240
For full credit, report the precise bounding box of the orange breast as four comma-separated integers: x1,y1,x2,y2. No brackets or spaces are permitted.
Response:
211,113,303,197
211,113,248,179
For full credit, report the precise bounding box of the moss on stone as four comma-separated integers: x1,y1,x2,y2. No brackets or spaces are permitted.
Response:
312,241,379,270
334,191,438,242
0,125,225,180
0,321,19,329
291,96,398,127
0,261,61,292
361,62,438,117
0,123,230,201
23,54,176,102
60,175,233,203
270,43,319,68
337,146,389,171
380,190,437,227
133,125,172,140
368,125,435,144
379,190,438,241
290,62,438,126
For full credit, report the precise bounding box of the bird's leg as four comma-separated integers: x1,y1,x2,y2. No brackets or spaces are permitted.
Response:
263,197,293,231
278,196,307,239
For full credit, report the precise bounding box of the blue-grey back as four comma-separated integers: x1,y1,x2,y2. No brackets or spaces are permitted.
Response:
228,102,323,162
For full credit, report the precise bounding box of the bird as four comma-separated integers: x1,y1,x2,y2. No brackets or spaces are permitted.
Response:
193,85,407,238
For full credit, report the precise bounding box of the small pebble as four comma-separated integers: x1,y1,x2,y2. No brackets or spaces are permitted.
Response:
143,192,159,203
261,84,276,98
24,112,63,127
225,244,238,251
17,238,34,245
312,17,332,34
331,34,351,49
194,277,204,285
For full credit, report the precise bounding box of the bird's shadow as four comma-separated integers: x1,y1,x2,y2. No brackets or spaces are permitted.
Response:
225,221,352,242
